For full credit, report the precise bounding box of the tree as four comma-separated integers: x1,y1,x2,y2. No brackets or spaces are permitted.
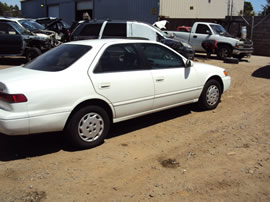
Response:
0,2,21,17
244,1,255,16
259,0,270,16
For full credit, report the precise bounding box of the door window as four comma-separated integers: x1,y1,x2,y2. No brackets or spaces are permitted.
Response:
140,44,184,69
196,24,211,34
102,23,126,38
0,23,17,35
94,44,144,73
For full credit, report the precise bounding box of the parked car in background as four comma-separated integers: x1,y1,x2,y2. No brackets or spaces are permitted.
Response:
0,19,54,61
70,20,195,60
166,22,253,59
36,17,71,42
0,39,231,149
0,17,60,47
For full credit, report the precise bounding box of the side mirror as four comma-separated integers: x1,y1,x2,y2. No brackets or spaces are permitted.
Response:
185,60,193,68
206,30,211,35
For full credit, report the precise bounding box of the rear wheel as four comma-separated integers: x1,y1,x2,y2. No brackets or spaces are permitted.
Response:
217,45,232,59
198,80,222,110
65,106,110,149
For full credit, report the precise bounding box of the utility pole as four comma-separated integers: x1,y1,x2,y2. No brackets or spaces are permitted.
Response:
231,0,233,19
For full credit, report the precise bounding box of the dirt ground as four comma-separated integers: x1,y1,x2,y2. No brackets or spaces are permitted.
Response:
0,55,270,202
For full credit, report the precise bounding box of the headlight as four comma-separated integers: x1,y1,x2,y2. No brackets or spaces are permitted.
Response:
235,41,244,48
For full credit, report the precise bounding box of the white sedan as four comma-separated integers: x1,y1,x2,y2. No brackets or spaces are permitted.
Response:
0,39,231,148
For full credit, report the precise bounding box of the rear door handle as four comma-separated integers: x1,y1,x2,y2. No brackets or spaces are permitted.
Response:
156,77,165,82
193,35,197,38
99,83,111,89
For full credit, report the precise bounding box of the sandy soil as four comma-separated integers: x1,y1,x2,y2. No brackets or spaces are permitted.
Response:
0,55,270,202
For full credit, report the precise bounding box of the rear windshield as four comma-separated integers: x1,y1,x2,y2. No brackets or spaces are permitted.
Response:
24,44,91,72
79,23,102,38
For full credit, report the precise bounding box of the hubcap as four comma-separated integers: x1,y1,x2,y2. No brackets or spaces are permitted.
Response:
206,85,220,106
220,48,229,58
78,112,104,142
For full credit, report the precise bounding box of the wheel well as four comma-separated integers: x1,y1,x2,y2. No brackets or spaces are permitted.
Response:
65,99,113,128
206,76,224,93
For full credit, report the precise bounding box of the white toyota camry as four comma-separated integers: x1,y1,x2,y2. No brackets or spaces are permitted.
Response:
0,39,231,148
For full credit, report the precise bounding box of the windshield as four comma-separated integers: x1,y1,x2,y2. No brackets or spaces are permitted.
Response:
61,20,70,28
210,24,227,35
19,20,45,31
24,44,92,72
8,21,26,34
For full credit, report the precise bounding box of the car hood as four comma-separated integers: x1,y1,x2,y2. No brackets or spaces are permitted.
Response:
193,62,225,75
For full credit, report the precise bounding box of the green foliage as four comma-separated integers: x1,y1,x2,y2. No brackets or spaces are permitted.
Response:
259,0,270,16
244,1,255,16
0,2,21,17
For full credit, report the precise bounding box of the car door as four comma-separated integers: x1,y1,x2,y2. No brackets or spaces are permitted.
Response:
139,43,201,109
190,24,215,51
0,22,23,55
89,43,154,119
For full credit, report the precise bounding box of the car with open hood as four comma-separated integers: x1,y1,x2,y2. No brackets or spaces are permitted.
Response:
0,19,54,61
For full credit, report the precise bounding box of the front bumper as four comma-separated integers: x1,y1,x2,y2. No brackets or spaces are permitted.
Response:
222,76,231,93
233,47,253,56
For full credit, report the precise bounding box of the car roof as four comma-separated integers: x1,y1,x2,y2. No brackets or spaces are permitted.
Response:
79,19,150,25
0,17,32,22
66,39,159,47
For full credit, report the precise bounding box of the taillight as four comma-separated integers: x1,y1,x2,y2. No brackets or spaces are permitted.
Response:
0,92,28,103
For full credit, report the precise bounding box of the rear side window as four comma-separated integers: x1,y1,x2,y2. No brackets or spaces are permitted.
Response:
94,44,144,73
140,43,184,69
24,44,91,72
79,23,102,38
102,23,126,38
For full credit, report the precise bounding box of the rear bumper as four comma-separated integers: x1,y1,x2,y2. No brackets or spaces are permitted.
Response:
0,111,69,136
0,118,29,135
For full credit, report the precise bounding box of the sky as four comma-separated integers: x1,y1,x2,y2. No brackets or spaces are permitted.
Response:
0,0,268,14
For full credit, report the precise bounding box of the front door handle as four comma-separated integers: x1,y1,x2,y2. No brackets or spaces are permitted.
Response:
193,35,197,38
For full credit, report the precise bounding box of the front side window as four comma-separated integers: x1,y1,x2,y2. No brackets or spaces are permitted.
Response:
24,44,91,71
94,44,143,73
140,44,184,69
0,23,17,35
196,24,211,34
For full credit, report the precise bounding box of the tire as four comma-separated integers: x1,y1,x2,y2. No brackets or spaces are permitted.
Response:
224,57,239,64
235,53,245,60
198,80,222,110
26,48,41,62
65,105,110,149
217,45,232,59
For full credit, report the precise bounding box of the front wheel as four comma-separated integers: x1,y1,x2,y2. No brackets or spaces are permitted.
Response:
198,80,222,110
25,47,41,62
217,45,232,59
65,106,110,149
